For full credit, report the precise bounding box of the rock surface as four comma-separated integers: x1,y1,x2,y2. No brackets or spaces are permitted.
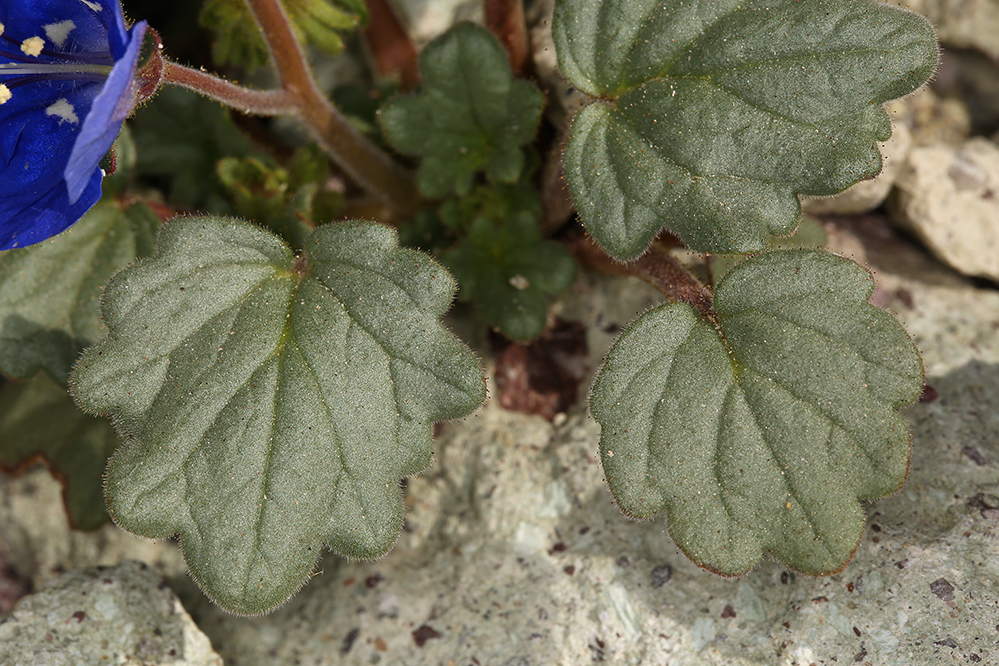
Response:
889,136,999,281
157,218,999,666
0,560,222,666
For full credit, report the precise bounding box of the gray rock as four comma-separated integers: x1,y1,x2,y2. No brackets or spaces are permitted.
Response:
893,0,999,61
172,220,999,666
0,560,222,666
889,136,999,281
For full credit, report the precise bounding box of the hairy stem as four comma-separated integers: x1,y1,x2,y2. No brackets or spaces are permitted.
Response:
568,234,716,321
162,62,298,116
239,0,420,216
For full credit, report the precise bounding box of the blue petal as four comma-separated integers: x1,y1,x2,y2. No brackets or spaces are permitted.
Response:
0,78,103,249
0,0,118,58
64,20,145,203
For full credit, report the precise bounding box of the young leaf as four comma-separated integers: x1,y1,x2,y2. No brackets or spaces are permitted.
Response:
442,213,577,340
200,0,366,69
553,0,938,259
130,87,253,210
0,201,159,384
379,22,544,198
590,250,922,576
71,217,485,615
0,373,118,531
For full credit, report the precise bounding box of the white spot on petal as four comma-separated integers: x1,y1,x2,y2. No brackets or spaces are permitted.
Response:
0,85,10,105
0,23,5,37
43,20,76,48
46,98,79,124
21,36,45,57
78,0,102,11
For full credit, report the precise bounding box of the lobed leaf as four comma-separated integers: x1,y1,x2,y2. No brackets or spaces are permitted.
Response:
0,201,158,384
379,22,544,198
71,217,485,614
442,213,577,340
553,0,938,259
590,250,922,575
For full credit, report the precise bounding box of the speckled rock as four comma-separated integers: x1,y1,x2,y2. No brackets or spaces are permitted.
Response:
893,0,999,61
889,136,999,281
166,218,999,666
0,560,222,666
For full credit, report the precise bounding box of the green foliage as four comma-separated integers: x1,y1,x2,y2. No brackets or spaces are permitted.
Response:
0,373,118,531
442,213,576,340
200,0,366,69
708,215,828,285
591,250,923,575
216,146,342,251
71,217,485,615
130,87,253,210
553,0,939,260
0,201,159,385
380,22,545,198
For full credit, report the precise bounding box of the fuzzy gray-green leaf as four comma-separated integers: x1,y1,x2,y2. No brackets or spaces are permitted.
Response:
71,217,485,615
590,250,922,575
553,0,938,258
0,201,158,384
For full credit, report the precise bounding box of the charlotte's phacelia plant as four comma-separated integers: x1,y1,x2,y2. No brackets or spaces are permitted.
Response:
0,0,939,615
0,0,146,249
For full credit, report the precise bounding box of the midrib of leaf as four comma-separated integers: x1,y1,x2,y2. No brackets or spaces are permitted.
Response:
638,7,743,85
324,258,471,395
735,375,847,559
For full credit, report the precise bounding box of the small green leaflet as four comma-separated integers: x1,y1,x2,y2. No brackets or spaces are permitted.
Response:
590,250,922,575
442,213,577,340
380,22,544,198
553,0,938,259
0,201,158,384
71,217,485,615
0,373,118,531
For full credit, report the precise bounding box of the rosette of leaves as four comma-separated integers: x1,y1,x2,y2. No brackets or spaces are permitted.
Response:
553,0,939,259
379,22,545,198
590,251,923,575
71,217,485,615
200,0,367,69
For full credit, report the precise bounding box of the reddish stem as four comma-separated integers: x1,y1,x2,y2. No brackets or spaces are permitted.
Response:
162,62,298,116
363,0,421,91
485,0,531,76
568,234,716,321
239,0,420,216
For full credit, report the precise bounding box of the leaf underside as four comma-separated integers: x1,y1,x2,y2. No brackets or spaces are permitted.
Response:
553,0,939,259
0,201,158,384
71,217,485,615
590,250,922,575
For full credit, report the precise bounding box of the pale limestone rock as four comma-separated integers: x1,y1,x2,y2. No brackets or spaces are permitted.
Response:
0,561,222,666
890,136,999,280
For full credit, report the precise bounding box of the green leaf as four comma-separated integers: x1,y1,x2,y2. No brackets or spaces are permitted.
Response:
71,217,485,615
131,87,253,210
380,22,545,198
590,250,922,576
442,213,577,340
200,0,365,69
0,373,118,531
709,215,828,286
553,0,938,259
0,201,159,385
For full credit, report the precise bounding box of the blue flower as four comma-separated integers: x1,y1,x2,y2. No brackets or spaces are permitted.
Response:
0,0,146,250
